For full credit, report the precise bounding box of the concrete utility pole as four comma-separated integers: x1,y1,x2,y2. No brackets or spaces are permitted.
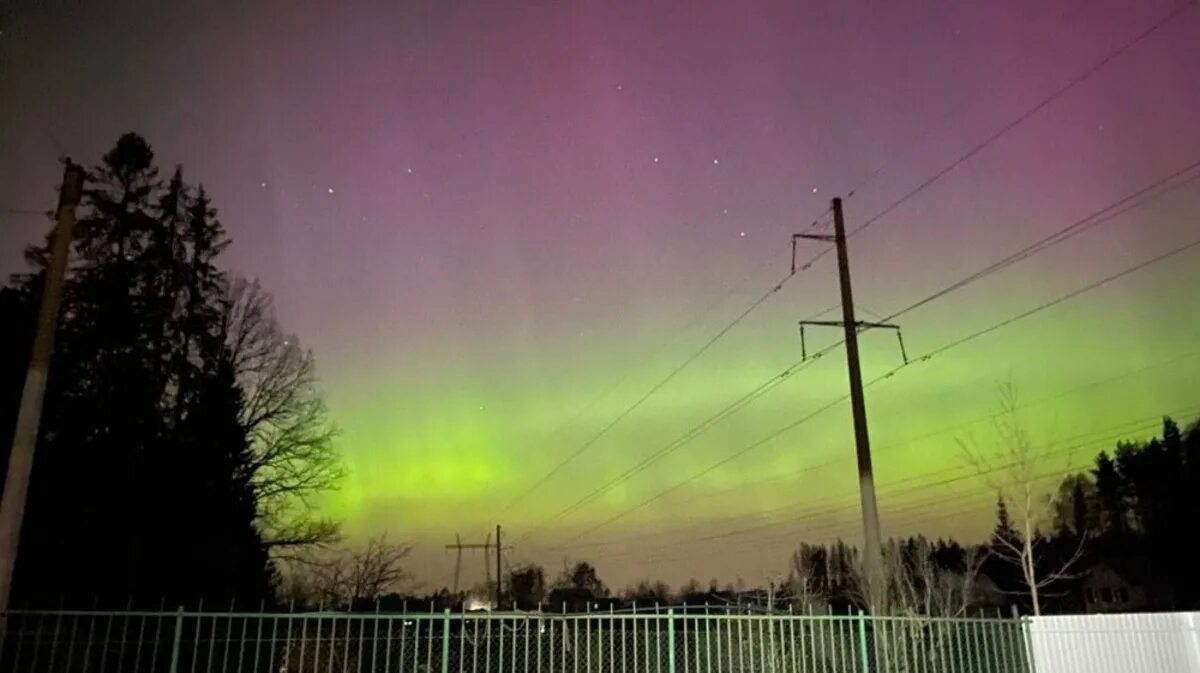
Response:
0,160,86,612
796,197,885,608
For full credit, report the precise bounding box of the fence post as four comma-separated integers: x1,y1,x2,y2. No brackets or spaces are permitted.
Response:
441,608,451,673
168,607,185,673
667,609,676,673
856,610,870,673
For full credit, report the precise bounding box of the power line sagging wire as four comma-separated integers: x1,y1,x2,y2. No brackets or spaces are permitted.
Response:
505,205,835,522
549,350,1200,555
553,230,1200,547
844,1,1196,243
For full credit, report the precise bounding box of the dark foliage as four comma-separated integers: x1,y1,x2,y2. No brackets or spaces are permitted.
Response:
0,134,322,607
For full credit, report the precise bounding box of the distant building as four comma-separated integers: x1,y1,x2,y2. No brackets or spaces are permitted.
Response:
1082,559,1173,613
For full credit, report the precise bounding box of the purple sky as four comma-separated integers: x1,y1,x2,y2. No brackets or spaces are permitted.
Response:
3,0,1199,589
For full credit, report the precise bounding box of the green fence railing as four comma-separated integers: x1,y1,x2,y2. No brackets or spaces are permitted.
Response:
0,608,1031,673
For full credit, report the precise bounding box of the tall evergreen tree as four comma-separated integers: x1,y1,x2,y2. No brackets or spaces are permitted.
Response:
0,134,292,606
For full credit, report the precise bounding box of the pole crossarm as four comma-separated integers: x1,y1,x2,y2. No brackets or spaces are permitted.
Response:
796,320,909,365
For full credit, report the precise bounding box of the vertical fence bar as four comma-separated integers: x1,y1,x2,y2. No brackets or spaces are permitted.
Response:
236,610,249,673
483,615,490,673
356,615,365,673
343,615,352,673
283,607,295,673
64,613,80,673
313,612,324,673
205,609,218,673
426,607,434,673
857,612,868,673
410,614,419,673
133,609,148,673
334,614,343,673
114,602,132,673
220,605,234,673
470,616,478,673
667,610,676,673
297,610,308,673
251,604,264,673
657,607,667,671
79,605,98,673
28,610,46,673
384,614,394,673
621,612,626,673
441,610,451,673
48,607,64,673
11,613,29,673
168,608,185,673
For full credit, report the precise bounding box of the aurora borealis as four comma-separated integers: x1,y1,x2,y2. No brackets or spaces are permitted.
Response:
2,0,1199,589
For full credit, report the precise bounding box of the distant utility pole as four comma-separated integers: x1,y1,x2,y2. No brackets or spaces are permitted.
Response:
0,160,86,613
445,533,493,596
794,197,900,609
494,525,503,608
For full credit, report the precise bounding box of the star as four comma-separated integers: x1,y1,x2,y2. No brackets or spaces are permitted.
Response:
327,188,335,194
739,231,746,237
259,182,267,189
406,168,413,174
653,156,659,163
616,84,623,91
722,208,729,215
812,187,818,193
713,158,720,165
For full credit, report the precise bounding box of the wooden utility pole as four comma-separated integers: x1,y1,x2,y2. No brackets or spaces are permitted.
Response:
796,197,885,608
0,160,86,613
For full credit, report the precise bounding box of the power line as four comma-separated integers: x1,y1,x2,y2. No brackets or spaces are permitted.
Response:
883,160,1200,320
528,172,1200,545
507,208,835,529
556,352,1200,554
916,236,1200,363
846,0,1124,198
586,411,1178,561
511,9,1199,543
591,411,1188,565
549,233,1200,546
843,1,1195,243
501,258,770,515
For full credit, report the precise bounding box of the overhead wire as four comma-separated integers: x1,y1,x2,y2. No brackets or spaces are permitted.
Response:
510,0,1196,546
846,0,1132,198
589,411,1187,565
521,161,1200,545
550,231,1200,546
551,352,1200,555
841,0,1196,245
506,205,835,527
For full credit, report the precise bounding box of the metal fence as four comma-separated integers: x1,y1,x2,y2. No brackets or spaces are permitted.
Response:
0,609,1031,673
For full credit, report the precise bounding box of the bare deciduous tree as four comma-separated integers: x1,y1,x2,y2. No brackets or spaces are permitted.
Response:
882,538,986,618
959,381,1084,615
223,278,345,556
787,543,833,613
302,535,411,607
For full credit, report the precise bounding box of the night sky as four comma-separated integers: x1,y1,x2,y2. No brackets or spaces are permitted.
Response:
2,0,1199,590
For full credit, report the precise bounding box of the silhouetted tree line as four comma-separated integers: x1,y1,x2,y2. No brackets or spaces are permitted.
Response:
1039,415,1200,610
0,134,341,608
